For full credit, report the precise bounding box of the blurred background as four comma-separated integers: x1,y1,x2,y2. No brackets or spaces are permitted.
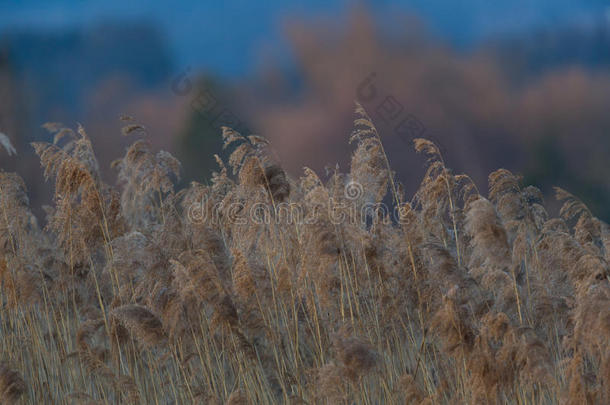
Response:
1,0,610,219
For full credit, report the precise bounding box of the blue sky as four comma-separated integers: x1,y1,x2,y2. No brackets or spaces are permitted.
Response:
1,0,609,76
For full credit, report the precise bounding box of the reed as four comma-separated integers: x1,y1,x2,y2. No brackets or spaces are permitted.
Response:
0,107,608,404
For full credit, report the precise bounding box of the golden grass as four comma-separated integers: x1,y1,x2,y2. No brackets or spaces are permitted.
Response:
0,105,608,404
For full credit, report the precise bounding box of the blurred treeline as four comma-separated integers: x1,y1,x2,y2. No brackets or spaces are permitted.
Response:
1,7,610,219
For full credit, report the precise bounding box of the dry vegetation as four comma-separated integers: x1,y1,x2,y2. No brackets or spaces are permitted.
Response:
0,104,609,404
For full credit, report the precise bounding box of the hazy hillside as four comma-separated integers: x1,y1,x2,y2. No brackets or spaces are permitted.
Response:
0,22,173,137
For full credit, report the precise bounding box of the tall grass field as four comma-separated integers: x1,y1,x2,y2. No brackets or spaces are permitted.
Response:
0,105,608,404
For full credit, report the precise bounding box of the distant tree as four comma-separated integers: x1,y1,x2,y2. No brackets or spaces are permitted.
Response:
177,76,253,185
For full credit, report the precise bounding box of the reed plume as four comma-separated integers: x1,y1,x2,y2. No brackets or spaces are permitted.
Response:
0,363,25,404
